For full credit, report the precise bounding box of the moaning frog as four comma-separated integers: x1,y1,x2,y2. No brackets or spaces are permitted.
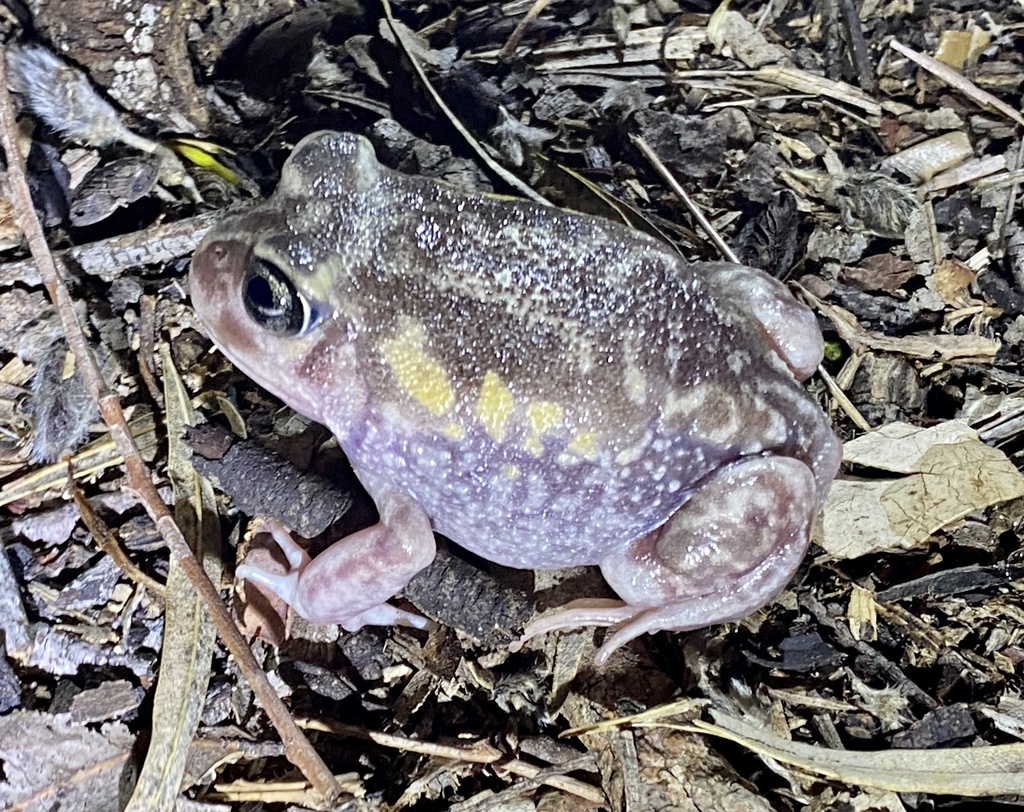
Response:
189,131,841,663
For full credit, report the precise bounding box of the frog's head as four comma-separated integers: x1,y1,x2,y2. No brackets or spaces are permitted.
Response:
189,132,381,434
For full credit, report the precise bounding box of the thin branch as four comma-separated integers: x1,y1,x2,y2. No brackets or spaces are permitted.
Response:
889,38,1024,128
836,0,875,93
630,134,740,263
499,0,552,60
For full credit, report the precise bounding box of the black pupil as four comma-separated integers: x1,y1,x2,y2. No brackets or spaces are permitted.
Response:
242,260,306,335
248,274,284,314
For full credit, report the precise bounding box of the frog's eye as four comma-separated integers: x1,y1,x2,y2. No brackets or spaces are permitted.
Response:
242,258,316,336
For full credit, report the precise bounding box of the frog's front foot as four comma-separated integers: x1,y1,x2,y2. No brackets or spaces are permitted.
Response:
517,456,818,664
236,487,436,631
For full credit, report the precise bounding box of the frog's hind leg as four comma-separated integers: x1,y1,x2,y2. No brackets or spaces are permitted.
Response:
517,456,817,664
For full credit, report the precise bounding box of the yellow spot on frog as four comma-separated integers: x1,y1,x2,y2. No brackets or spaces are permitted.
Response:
524,400,564,456
502,464,520,479
476,370,515,441
567,430,599,460
444,422,466,441
380,320,454,417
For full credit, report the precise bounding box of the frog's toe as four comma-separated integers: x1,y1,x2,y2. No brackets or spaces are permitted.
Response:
592,600,746,665
341,603,430,632
516,594,763,664
237,558,302,608
513,599,632,652
515,600,704,663
235,517,313,609
237,488,436,628
255,516,313,569
593,608,667,664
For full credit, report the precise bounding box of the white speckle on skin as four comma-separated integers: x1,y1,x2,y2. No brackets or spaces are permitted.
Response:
416,217,442,251
727,349,751,375
139,3,160,24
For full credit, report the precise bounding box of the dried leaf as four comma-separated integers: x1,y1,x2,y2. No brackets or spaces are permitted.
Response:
934,28,991,70
840,253,917,294
922,153,1008,195
10,502,79,544
68,680,143,725
820,421,1024,558
811,295,1000,363
889,39,1024,128
122,346,220,812
381,0,548,205
846,420,978,472
880,131,973,182
0,412,159,508
520,26,705,70
694,710,1024,796
847,584,878,642
757,65,882,118
929,258,976,306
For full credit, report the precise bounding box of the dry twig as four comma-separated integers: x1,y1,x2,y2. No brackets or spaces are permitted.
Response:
889,39,1024,128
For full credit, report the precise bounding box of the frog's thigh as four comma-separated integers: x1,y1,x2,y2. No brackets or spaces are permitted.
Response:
594,455,817,659
606,455,816,606
239,487,436,629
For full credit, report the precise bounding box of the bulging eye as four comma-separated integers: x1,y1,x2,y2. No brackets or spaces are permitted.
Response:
242,259,317,336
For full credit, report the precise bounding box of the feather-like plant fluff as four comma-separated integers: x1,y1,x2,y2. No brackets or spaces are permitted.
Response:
6,43,138,148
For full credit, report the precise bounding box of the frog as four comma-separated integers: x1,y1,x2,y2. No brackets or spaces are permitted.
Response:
189,130,841,664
